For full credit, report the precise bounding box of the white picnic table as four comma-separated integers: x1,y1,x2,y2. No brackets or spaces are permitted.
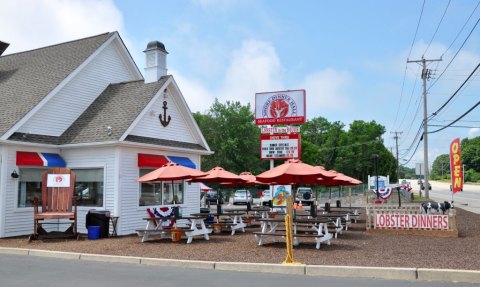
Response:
254,217,334,249
136,216,212,243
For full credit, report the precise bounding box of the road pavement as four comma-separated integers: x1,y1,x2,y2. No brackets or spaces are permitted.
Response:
1,253,478,287
411,181,480,214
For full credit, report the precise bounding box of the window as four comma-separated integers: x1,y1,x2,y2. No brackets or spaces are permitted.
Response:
73,169,104,207
17,168,43,207
17,168,104,208
139,168,184,206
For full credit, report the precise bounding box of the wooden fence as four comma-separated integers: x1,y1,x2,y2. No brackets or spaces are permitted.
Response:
366,204,458,237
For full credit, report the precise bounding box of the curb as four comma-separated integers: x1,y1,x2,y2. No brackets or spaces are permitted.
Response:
306,265,417,281
1,247,479,284
417,268,480,284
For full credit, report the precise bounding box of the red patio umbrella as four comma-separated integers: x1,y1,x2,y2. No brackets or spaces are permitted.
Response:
137,162,208,182
137,163,208,207
316,169,362,206
191,166,245,213
256,159,327,264
221,171,267,210
256,159,330,185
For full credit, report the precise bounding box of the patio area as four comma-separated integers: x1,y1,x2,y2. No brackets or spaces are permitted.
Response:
1,206,479,271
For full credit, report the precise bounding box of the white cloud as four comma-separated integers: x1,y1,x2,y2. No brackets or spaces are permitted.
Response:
468,128,480,138
219,39,284,105
172,69,213,114
0,0,124,54
299,69,352,118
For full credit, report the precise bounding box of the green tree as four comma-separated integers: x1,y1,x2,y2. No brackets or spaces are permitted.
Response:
398,165,415,179
193,99,266,174
461,137,480,172
338,120,396,182
301,117,345,169
431,154,450,179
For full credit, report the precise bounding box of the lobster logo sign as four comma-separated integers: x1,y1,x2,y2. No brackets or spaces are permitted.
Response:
47,174,70,187
255,90,306,125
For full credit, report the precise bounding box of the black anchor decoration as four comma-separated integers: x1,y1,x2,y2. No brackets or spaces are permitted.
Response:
159,101,171,127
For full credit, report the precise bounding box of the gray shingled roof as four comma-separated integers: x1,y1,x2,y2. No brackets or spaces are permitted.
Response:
7,76,208,151
59,78,169,144
0,32,113,136
125,135,206,151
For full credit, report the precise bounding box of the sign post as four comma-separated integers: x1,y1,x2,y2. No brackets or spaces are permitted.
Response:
255,89,306,264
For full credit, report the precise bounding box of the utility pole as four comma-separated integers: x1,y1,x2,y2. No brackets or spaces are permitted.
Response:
391,131,402,182
407,57,442,199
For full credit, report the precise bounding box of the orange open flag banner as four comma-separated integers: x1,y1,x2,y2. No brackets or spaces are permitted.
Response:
449,138,463,193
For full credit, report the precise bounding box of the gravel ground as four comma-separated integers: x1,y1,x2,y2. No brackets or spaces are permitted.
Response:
1,207,479,270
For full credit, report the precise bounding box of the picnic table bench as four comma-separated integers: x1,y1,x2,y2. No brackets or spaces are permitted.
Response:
254,217,334,249
191,212,246,235
136,216,212,243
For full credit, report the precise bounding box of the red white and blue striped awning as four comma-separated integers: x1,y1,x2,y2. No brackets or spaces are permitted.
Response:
167,156,196,169
137,153,196,169
16,151,66,167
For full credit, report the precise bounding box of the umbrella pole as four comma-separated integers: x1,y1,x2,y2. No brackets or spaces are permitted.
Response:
349,187,352,208
217,182,222,216
329,187,332,203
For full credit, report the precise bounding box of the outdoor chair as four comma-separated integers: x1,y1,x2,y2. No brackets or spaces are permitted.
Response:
31,168,78,240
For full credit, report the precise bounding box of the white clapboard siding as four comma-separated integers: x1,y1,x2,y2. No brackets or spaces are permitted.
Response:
129,84,197,144
18,40,139,136
118,147,202,235
3,146,63,237
62,147,116,234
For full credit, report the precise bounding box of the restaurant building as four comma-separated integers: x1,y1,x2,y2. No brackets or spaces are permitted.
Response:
0,32,212,237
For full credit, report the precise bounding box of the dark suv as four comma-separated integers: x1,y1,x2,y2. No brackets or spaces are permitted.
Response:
205,191,224,205
295,187,315,206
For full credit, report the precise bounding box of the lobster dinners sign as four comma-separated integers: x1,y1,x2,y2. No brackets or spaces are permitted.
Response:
260,134,301,160
375,213,449,230
255,90,306,125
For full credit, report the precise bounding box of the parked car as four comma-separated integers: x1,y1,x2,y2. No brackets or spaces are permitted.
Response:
205,190,224,205
295,187,315,205
260,189,272,206
233,190,253,205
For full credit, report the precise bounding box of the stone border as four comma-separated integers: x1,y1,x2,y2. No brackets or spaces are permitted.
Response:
0,247,479,284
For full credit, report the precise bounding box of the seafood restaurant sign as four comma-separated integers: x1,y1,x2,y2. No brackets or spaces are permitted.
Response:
255,90,306,125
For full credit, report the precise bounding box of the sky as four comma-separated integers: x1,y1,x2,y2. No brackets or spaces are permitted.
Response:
1,0,479,170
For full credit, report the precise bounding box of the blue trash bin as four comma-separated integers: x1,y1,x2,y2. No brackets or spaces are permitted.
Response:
87,226,101,240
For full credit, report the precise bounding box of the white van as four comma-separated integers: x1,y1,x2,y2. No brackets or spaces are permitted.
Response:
260,189,272,206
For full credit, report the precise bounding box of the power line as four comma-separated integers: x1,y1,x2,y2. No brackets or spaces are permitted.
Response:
428,99,480,134
443,0,480,56
392,0,426,132
408,0,426,58
430,61,480,119
424,0,451,55
428,14,480,91
428,124,480,129
400,136,423,166
396,66,420,135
